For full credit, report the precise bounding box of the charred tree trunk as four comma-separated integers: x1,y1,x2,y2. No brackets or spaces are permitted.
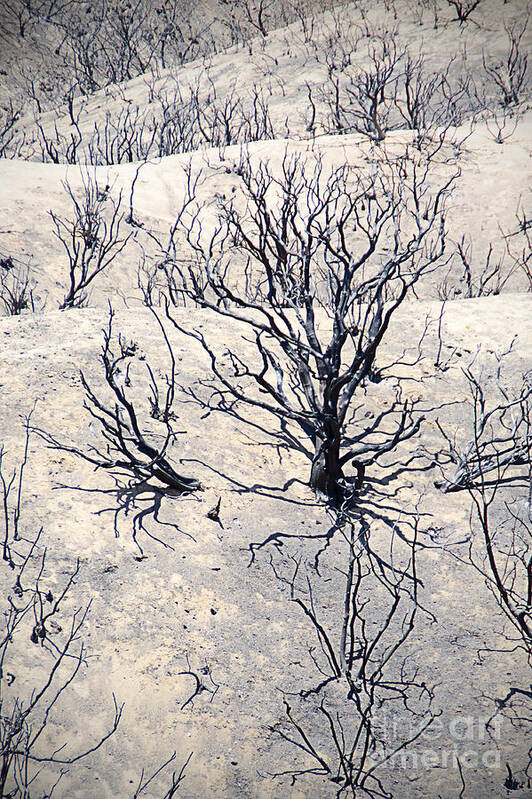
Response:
309,415,367,499
310,421,343,499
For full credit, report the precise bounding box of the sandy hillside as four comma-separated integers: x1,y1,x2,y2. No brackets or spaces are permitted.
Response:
0,1,531,798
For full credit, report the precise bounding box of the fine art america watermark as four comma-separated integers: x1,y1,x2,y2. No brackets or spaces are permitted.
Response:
374,713,503,771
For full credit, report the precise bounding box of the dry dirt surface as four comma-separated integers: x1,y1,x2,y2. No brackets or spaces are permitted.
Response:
0,1,531,798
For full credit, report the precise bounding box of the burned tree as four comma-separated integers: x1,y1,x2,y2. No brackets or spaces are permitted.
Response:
482,17,529,108
319,36,404,142
434,350,532,493
0,254,37,316
0,103,24,158
50,174,131,309
468,466,532,656
434,347,531,652
444,0,484,25
162,151,454,500
503,206,531,291
33,306,200,551
36,306,201,494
